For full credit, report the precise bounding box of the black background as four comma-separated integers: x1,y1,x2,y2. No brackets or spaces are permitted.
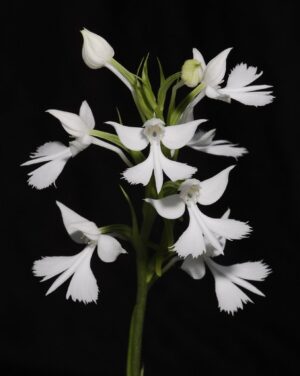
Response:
2,1,299,375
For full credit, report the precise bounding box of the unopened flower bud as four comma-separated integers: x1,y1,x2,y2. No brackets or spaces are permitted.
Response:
80,28,114,69
181,59,203,88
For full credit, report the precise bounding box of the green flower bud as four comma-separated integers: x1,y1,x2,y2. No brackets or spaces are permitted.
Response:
181,59,203,88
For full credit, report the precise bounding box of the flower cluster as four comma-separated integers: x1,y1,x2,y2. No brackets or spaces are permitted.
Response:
23,28,272,314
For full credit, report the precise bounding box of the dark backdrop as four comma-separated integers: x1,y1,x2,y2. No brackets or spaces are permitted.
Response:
2,1,299,375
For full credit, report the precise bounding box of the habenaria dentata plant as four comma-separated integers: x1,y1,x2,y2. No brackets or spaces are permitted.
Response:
23,28,273,376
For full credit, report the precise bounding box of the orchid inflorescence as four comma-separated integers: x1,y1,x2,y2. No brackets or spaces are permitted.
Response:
22,27,273,375
23,27,273,314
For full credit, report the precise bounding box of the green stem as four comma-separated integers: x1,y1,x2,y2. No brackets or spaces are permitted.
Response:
127,237,148,376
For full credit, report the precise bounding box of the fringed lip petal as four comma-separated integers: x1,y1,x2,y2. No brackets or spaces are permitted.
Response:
145,195,186,220
173,205,206,258
27,157,70,189
198,165,235,205
106,121,149,151
65,245,98,304
44,244,97,299
205,258,270,314
122,149,154,186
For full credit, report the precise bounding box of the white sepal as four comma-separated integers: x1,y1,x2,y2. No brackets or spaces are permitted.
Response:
56,201,100,243
97,234,127,263
79,100,95,129
106,121,148,151
181,255,206,280
162,119,207,150
203,48,232,87
47,109,89,138
145,195,186,220
198,165,235,205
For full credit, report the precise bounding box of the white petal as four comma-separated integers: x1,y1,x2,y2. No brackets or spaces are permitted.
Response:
79,100,95,129
189,129,216,146
31,141,68,158
192,206,224,253
122,150,153,186
21,143,71,166
204,48,232,87
45,245,96,298
205,86,231,102
33,254,82,281
145,194,185,220
198,165,235,205
162,119,207,150
192,48,206,69
181,255,206,279
56,201,99,243
222,90,274,106
211,268,253,314
159,148,197,182
226,63,263,88
173,205,206,258
225,261,271,281
27,157,69,189
207,258,266,301
151,142,164,193
47,109,89,137
199,211,252,240
97,234,127,263
106,121,148,151
194,143,248,158
66,245,98,304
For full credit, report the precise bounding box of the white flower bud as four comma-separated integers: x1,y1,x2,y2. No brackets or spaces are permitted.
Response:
80,28,114,69
181,59,203,88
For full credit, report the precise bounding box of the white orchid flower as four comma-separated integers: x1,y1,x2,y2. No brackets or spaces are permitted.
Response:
145,166,251,258
21,101,131,189
107,118,207,193
194,47,274,106
188,128,248,159
81,28,133,92
33,201,126,304
181,210,271,314
181,48,274,123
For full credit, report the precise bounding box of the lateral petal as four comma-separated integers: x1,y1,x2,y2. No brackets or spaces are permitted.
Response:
97,234,127,263
162,119,207,150
181,255,206,280
106,121,149,151
145,194,185,220
198,165,235,205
